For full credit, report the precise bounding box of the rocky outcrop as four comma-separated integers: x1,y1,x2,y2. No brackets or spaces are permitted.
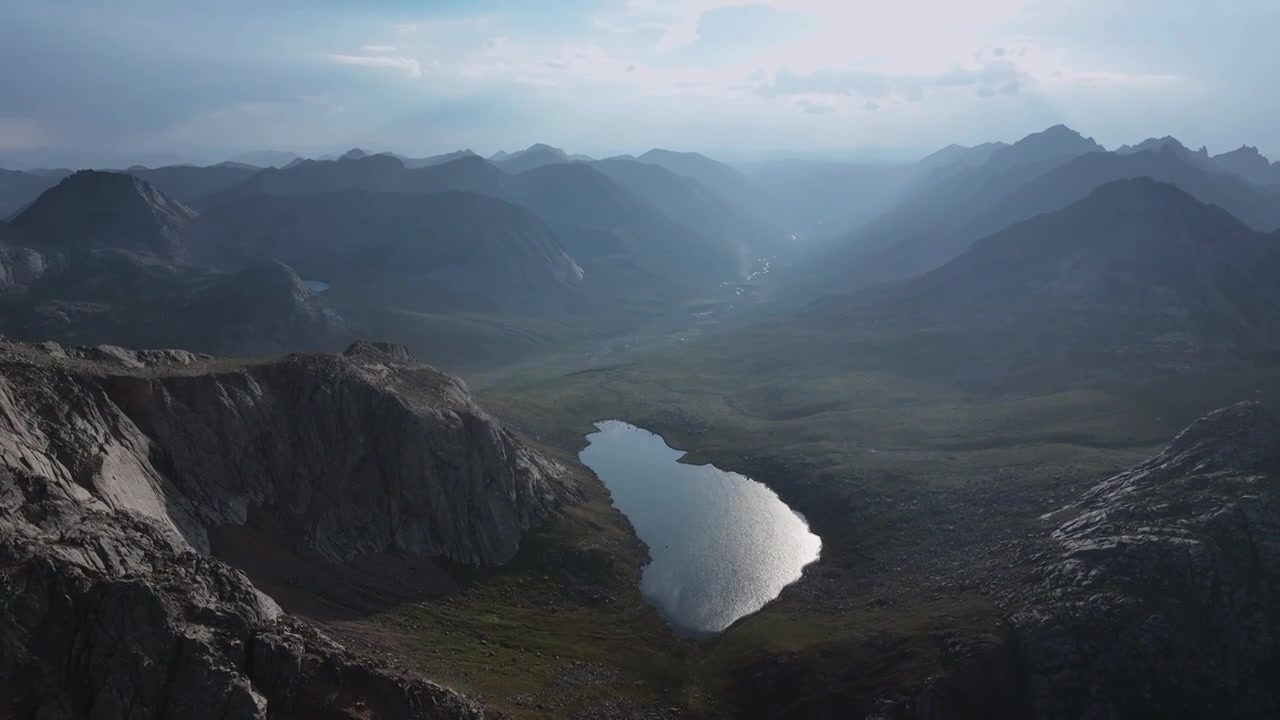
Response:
0,221,47,290
1011,401,1280,718
0,243,46,291
0,338,568,718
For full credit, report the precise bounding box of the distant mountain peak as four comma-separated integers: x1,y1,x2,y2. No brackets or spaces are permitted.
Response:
1212,145,1280,185
227,150,301,169
13,171,195,259
984,125,1105,169
494,145,573,173
523,143,568,158
339,148,371,161
1023,124,1096,145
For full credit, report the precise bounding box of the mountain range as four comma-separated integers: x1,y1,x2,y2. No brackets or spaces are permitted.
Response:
4,121,1280,718
789,127,1280,295
4,125,1280,373
189,190,584,311
799,178,1280,385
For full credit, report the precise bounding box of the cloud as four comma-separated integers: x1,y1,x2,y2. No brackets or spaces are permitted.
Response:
363,45,396,53
803,103,835,114
863,100,881,111
330,53,423,78
760,68,892,98
749,44,1074,104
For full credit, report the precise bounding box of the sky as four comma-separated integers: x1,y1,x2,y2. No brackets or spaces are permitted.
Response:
2,0,1277,166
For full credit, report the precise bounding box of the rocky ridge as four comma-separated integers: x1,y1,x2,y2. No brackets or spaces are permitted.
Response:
0,338,568,718
1008,401,1280,718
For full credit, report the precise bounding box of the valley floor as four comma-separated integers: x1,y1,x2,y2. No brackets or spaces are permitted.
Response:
228,262,1280,717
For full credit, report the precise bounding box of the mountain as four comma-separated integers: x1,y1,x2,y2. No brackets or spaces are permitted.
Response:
226,149,300,167
203,154,511,208
1,251,349,356
396,155,511,197
795,131,1279,295
745,161,917,234
797,127,1105,291
400,149,478,168
1213,145,1280,185
188,190,583,312
914,141,1009,172
867,127,1102,233
973,145,1280,240
212,153,411,199
982,124,1105,171
811,179,1280,384
636,149,777,227
12,171,195,260
588,157,770,248
0,336,560,716
496,144,573,174
0,167,70,218
124,162,261,204
507,163,743,285
1116,135,1215,168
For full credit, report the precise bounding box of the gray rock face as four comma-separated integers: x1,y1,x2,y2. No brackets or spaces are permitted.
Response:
1011,401,1280,718
0,338,567,718
0,221,47,290
0,242,46,291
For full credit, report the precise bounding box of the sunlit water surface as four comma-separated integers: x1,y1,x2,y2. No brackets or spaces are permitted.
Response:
579,420,821,635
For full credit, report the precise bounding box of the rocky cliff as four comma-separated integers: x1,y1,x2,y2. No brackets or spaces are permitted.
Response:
1010,401,1280,718
0,338,567,718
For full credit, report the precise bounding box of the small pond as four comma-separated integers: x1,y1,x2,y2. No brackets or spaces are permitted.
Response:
579,420,821,635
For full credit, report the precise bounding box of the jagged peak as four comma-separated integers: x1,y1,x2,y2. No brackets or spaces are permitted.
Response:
1117,136,1211,161
1216,144,1265,159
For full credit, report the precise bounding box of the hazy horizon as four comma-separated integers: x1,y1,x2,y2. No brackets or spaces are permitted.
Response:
4,0,1279,168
